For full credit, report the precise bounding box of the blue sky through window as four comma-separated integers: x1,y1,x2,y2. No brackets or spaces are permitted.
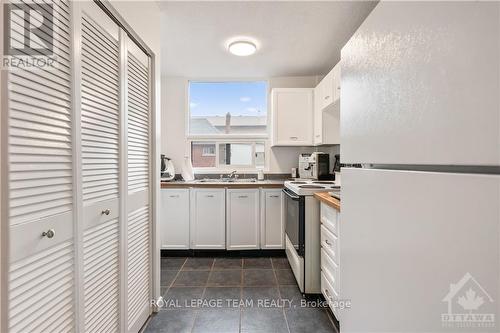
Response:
189,81,268,117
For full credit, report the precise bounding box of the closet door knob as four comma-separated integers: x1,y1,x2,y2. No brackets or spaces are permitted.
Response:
42,229,55,239
101,209,111,215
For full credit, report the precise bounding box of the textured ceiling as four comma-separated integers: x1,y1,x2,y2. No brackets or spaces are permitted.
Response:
159,1,378,78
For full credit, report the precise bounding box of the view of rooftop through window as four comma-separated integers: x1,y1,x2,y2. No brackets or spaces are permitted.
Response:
189,81,268,136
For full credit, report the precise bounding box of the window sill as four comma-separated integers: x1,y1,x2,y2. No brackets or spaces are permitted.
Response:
193,168,268,174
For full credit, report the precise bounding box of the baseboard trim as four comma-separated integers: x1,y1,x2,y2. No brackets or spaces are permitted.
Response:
161,249,286,258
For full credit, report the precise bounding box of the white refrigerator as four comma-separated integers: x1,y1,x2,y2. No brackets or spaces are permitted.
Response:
339,2,499,332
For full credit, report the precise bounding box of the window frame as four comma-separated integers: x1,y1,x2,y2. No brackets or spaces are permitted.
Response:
186,79,270,172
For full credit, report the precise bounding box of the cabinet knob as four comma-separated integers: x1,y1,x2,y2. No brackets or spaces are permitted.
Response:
42,229,55,239
324,95,330,100
101,209,111,215
325,239,333,246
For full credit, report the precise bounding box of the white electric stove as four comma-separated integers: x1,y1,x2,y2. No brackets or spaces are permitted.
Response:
282,179,340,294
284,179,340,196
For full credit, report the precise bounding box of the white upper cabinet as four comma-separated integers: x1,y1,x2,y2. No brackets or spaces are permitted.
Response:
320,68,335,110
333,64,341,103
160,189,190,249
341,1,500,165
314,63,341,145
260,189,284,249
314,83,324,145
226,189,260,250
190,188,226,249
271,88,314,146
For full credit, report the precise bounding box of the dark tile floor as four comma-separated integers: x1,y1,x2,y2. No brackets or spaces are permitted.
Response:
144,257,337,333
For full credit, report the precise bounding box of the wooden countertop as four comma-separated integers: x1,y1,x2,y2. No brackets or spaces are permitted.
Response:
161,180,284,189
314,192,341,211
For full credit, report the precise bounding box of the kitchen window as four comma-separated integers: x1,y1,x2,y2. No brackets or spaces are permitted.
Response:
191,141,266,170
188,81,268,170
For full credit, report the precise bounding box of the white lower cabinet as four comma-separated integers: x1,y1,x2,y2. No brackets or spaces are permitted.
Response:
226,189,260,250
260,189,285,249
320,202,341,319
160,189,190,249
160,187,285,250
190,188,226,249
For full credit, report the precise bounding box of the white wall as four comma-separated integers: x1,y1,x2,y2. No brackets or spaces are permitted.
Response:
161,75,339,174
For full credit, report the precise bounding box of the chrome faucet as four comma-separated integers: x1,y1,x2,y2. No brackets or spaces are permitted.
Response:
226,170,238,179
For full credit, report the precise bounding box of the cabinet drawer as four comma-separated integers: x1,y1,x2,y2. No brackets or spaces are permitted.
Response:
320,224,338,263
320,202,339,236
321,271,339,317
321,247,339,293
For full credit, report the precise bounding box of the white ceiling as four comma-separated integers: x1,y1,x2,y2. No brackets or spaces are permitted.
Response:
159,1,378,78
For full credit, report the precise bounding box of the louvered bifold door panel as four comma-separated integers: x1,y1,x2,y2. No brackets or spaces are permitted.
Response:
127,53,149,196
126,40,152,333
83,219,119,333
79,2,121,332
7,0,75,332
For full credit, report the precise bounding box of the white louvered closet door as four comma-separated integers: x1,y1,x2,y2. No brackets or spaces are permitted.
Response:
6,0,75,332
125,38,152,333
78,2,121,332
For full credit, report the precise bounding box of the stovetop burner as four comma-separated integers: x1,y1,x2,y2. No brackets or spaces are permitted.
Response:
299,185,325,189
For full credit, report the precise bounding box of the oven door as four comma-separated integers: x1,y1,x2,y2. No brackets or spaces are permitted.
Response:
283,188,305,256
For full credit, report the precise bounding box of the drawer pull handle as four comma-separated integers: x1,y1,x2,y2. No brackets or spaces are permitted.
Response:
206,195,214,198
101,209,111,215
270,195,279,198
324,95,330,100
325,288,331,298
42,229,55,239
289,136,298,140
325,239,333,246
238,195,248,198
169,195,179,198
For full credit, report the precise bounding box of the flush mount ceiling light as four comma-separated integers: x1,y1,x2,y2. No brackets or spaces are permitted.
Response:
228,40,257,56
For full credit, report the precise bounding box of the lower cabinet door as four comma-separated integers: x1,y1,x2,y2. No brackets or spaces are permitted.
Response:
190,188,226,249
260,189,285,249
226,189,260,250
160,189,190,249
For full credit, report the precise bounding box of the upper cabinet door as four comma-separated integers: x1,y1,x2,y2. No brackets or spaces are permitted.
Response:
332,63,341,103
271,88,313,146
321,69,335,109
341,2,500,165
313,84,324,145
